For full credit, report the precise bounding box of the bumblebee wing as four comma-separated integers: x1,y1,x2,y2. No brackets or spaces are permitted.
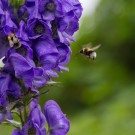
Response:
91,44,101,51
83,43,92,48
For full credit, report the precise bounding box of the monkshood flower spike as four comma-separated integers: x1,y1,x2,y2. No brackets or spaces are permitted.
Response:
0,0,82,134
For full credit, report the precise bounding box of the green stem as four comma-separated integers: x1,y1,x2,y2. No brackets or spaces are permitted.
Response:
23,104,27,123
19,110,24,126
47,124,50,135
2,119,21,129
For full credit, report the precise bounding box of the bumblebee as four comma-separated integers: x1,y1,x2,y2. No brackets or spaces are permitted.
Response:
80,44,101,60
8,33,21,48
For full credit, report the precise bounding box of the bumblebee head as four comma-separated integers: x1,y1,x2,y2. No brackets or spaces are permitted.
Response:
90,51,96,60
80,50,83,54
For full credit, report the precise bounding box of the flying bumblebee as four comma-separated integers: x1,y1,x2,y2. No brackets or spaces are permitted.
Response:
80,44,101,60
8,33,21,48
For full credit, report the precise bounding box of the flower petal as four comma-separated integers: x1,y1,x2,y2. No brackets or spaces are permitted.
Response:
44,100,70,135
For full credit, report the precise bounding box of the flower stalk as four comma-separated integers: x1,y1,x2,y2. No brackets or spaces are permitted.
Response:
0,0,82,134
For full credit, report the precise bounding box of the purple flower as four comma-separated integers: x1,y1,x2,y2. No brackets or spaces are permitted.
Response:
24,0,36,16
16,21,29,42
0,6,4,17
0,10,17,35
68,0,83,19
7,52,34,88
51,11,81,45
48,0,82,45
12,99,46,135
0,0,9,10
3,42,46,89
33,37,59,70
56,43,71,71
25,0,35,8
44,100,70,135
32,67,47,88
0,0,14,17
39,0,62,21
0,30,10,59
0,73,22,104
18,0,35,20
26,19,52,39
0,73,22,122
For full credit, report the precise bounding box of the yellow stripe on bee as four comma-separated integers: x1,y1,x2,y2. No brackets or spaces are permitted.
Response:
87,48,92,51
8,33,15,40
8,36,11,40
82,48,92,51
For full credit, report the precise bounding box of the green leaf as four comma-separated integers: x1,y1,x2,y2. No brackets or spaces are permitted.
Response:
2,119,21,129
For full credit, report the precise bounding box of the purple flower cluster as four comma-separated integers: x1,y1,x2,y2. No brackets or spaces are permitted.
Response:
0,0,82,134
12,100,70,135
0,0,82,91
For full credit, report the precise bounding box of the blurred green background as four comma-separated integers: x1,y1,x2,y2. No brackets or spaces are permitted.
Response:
1,0,135,134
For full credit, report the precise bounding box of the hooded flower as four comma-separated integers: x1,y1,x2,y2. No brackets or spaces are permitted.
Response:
9,53,34,88
0,73,22,105
44,100,70,135
0,0,17,34
56,43,71,71
3,42,47,90
12,99,46,135
33,37,59,70
16,21,29,42
38,0,73,21
26,18,52,39
51,10,82,45
0,73,22,122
